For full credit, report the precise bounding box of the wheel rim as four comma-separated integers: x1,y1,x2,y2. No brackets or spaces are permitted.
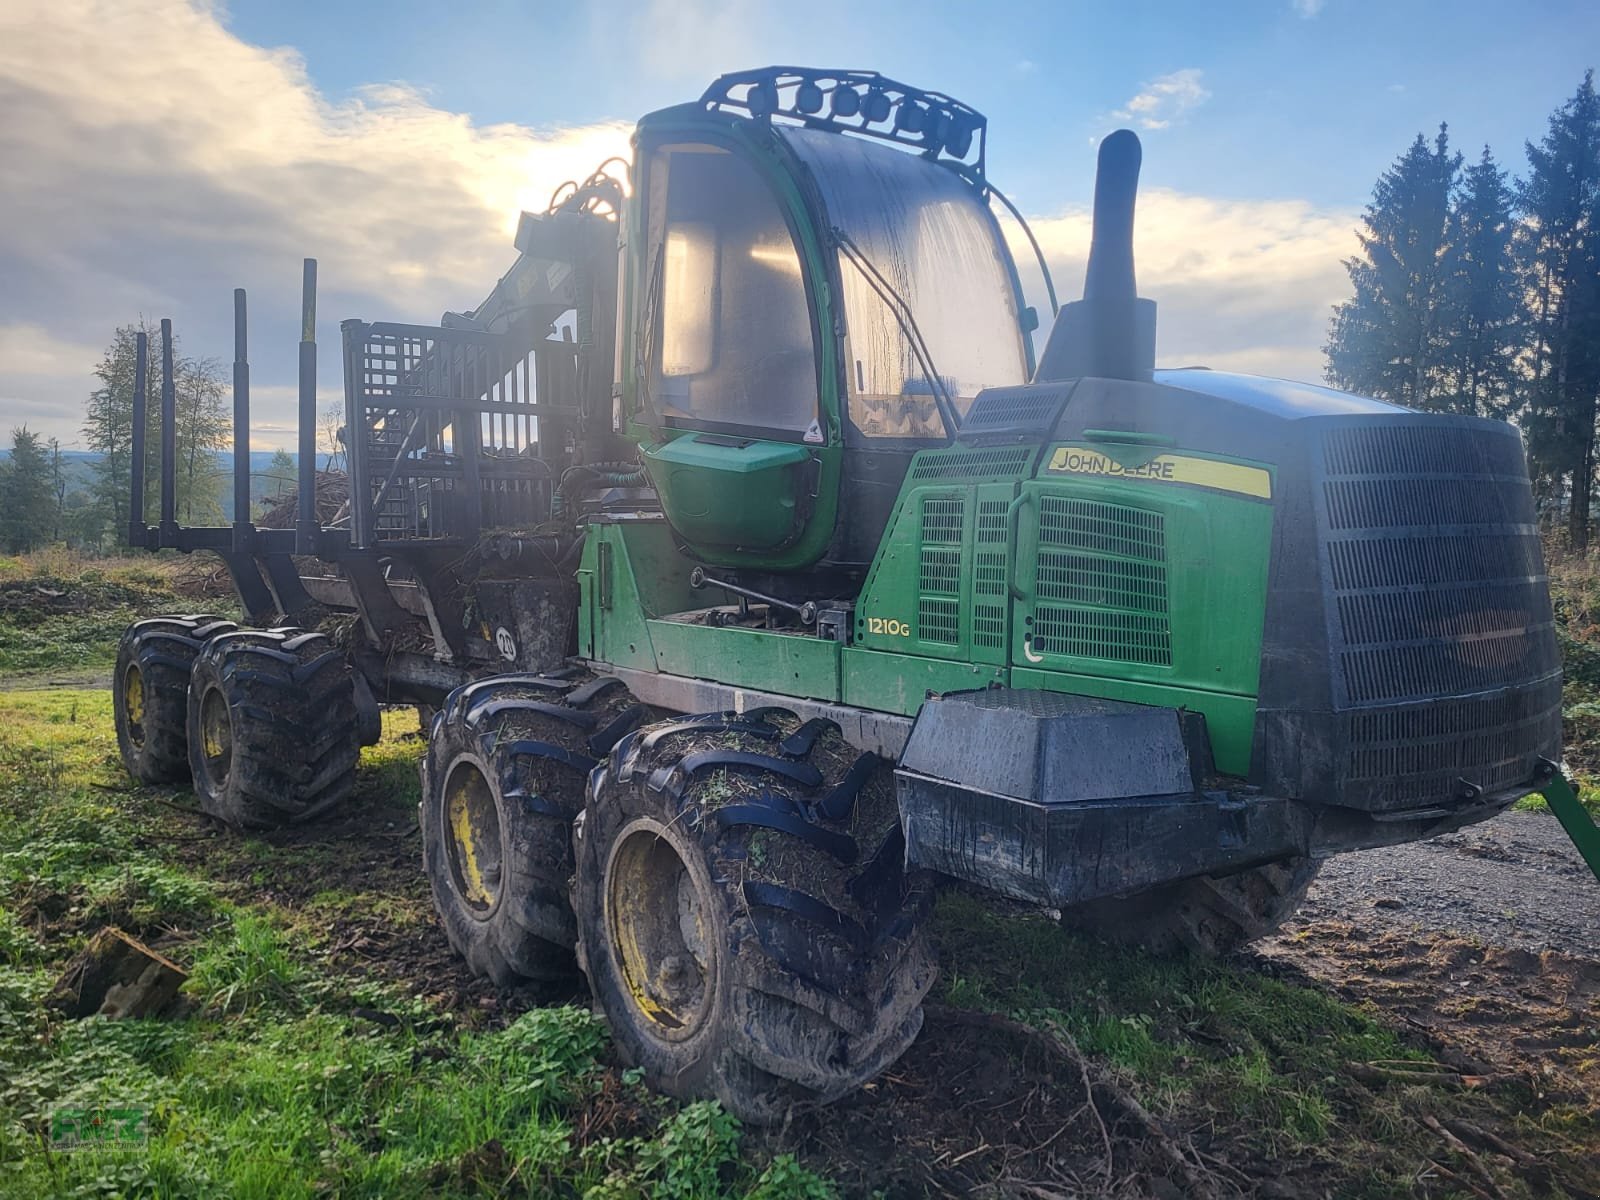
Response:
443,759,503,914
605,819,715,1039
197,685,232,792
122,664,146,749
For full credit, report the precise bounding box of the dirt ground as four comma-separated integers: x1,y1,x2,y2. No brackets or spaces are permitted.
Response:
136,760,1599,1198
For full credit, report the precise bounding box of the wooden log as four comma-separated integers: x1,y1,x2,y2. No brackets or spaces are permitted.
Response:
47,927,187,1019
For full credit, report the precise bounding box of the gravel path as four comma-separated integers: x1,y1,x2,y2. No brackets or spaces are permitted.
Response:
1292,808,1600,959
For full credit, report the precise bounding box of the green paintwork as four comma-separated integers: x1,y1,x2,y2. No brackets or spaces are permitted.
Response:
649,619,840,701
578,434,1278,777
642,436,814,551
1539,772,1600,884
853,445,1040,660
841,649,1005,715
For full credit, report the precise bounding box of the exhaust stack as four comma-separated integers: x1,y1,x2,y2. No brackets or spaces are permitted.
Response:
1035,128,1157,383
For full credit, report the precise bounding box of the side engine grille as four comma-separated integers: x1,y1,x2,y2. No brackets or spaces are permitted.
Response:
1032,496,1171,666
917,497,964,645
972,499,1009,651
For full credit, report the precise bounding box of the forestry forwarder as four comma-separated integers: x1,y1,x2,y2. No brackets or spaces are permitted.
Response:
112,66,1600,1122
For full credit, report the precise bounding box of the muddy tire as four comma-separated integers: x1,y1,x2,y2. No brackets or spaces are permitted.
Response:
574,709,937,1125
113,615,238,784
187,628,362,830
1063,857,1324,955
421,673,647,989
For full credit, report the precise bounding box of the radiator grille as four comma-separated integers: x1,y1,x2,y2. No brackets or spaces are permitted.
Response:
1315,420,1561,808
973,499,1009,651
1032,496,1171,666
1318,425,1557,707
918,497,963,645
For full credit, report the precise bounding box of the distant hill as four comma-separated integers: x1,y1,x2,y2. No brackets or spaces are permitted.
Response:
0,449,336,521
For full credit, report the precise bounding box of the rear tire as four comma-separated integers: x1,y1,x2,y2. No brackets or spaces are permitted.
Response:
187,628,362,830
113,615,238,784
421,673,646,989
1063,857,1324,955
574,709,936,1124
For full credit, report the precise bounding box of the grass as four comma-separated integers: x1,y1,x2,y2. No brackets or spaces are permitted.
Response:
0,690,838,1199
935,892,1423,1170
0,549,233,678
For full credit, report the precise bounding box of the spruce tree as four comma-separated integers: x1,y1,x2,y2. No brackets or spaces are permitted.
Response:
0,428,58,555
1438,147,1523,418
1326,126,1462,408
1518,71,1600,549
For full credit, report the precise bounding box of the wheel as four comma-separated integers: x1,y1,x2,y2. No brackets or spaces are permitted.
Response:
113,615,238,783
1062,857,1324,955
574,709,937,1124
421,672,647,989
186,628,362,829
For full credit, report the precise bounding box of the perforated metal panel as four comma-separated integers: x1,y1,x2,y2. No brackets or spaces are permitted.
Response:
1032,496,1172,666
1315,420,1562,808
917,496,964,645
910,446,1033,481
972,499,1009,652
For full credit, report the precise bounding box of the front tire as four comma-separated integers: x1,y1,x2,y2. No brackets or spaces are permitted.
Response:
1063,857,1324,955
420,673,646,989
575,709,936,1124
187,628,361,830
114,615,237,783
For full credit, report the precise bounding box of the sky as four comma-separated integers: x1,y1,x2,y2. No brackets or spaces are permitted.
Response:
1,0,1596,449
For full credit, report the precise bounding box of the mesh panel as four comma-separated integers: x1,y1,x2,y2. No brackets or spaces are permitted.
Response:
1317,424,1558,707
1315,420,1561,809
918,497,964,645
959,384,1073,438
973,499,1009,651
1032,496,1171,666
911,446,1033,481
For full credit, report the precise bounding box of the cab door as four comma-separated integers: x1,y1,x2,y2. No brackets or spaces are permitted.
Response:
634,141,825,557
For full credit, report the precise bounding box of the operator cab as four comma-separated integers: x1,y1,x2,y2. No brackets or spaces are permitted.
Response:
625,69,1034,577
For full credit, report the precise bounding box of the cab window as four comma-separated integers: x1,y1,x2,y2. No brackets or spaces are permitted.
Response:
645,144,818,435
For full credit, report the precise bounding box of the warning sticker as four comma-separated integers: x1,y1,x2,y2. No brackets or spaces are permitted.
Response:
1044,447,1272,499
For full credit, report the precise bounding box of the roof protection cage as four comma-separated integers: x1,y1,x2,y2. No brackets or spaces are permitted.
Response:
340,320,577,549
700,67,988,182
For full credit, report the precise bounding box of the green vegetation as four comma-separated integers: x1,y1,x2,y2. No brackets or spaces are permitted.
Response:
0,549,229,678
0,689,839,1199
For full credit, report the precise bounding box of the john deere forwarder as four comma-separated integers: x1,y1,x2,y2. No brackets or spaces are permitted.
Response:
113,67,1599,1122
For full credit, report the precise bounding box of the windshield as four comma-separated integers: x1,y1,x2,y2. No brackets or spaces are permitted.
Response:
779,127,1027,439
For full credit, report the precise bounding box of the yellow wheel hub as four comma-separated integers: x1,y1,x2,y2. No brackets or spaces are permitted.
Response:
122,665,146,748
443,760,503,912
606,822,714,1037
197,685,233,791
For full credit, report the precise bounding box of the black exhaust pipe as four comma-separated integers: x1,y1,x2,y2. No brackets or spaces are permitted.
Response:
1035,128,1157,383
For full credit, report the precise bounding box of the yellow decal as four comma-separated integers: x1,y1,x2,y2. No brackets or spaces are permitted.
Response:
867,616,911,637
1045,447,1272,499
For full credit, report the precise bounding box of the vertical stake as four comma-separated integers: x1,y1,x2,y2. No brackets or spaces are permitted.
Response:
128,331,148,547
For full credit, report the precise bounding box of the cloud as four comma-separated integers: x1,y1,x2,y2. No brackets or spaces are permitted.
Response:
0,0,632,447
1002,189,1360,383
1113,69,1211,131
0,1,1357,454
1292,0,1326,16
